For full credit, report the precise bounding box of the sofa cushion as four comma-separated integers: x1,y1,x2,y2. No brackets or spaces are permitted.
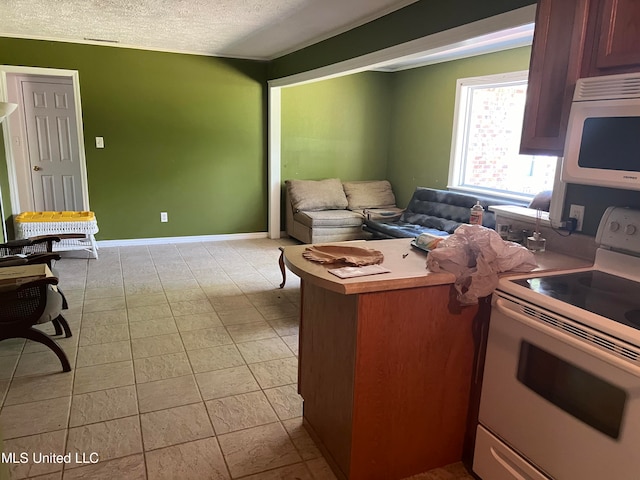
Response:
343,180,396,210
286,178,348,212
364,220,454,238
398,187,501,231
294,210,364,228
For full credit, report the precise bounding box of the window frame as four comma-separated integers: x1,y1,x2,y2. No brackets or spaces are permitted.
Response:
447,70,552,203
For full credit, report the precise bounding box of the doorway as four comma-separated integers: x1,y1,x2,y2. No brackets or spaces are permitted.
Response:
266,5,537,239
0,66,89,219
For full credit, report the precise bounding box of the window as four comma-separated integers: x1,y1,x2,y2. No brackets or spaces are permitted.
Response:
448,71,557,201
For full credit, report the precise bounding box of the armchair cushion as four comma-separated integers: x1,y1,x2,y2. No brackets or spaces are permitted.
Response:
286,178,348,212
37,287,64,324
294,210,364,228
343,180,397,210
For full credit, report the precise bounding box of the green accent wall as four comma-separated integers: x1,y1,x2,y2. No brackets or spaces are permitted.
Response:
0,38,267,240
387,47,532,206
279,48,533,212
281,72,391,182
268,0,536,79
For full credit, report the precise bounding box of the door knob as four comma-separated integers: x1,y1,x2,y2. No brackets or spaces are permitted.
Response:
33,166,41,171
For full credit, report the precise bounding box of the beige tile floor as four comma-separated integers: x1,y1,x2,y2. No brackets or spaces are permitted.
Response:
0,238,473,480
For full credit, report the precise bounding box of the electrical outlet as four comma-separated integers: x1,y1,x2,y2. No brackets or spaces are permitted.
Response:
160,212,168,223
569,204,585,232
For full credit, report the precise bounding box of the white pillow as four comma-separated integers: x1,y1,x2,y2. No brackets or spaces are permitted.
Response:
342,180,396,210
286,178,348,212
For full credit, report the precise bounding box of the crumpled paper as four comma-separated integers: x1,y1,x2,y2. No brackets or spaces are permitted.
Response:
302,245,384,266
426,224,537,305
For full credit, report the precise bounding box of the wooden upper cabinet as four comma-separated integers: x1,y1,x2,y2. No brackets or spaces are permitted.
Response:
585,0,640,74
520,0,591,156
521,0,640,156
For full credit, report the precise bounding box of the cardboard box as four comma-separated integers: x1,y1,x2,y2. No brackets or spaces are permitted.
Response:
0,264,51,288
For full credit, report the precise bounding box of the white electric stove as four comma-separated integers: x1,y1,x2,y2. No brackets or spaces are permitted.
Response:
474,206,640,480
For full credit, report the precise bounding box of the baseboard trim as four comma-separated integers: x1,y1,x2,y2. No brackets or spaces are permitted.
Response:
97,232,268,247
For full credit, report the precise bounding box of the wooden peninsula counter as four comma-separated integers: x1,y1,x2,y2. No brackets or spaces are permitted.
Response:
284,239,592,480
284,238,478,480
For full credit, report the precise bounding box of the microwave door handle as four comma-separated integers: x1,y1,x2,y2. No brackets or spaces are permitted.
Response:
495,299,640,377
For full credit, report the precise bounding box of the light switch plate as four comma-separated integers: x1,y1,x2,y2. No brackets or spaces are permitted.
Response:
95,136,104,148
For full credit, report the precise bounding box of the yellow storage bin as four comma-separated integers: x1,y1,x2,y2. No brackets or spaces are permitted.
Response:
15,211,96,223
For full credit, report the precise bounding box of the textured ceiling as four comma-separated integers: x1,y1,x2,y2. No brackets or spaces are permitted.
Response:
0,0,419,60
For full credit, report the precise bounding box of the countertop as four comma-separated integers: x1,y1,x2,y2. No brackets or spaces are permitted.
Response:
283,238,593,295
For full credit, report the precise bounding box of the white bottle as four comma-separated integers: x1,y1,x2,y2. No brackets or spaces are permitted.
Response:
469,201,484,225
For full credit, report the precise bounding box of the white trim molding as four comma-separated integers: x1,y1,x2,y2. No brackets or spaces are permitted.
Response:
488,205,551,227
448,70,530,196
268,5,536,87
268,87,282,239
97,231,269,248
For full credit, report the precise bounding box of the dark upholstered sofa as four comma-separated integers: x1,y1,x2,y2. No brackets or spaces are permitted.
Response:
363,187,512,239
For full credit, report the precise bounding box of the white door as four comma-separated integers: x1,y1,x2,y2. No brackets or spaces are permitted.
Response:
21,79,83,211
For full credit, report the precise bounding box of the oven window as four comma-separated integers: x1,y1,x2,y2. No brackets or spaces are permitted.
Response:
517,341,627,439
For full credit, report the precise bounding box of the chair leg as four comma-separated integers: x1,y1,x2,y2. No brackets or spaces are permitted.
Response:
58,288,69,310
54,315,73,338
23,328,71,372
52,318,63,336
278,247,287,289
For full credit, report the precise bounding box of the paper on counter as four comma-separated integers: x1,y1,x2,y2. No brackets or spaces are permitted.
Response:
328,264,391,279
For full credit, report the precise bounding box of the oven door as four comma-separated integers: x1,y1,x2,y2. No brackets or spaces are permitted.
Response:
474,292,640,480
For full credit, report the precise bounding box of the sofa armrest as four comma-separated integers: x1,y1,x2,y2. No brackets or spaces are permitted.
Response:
364,208,404,222
285,188,295,237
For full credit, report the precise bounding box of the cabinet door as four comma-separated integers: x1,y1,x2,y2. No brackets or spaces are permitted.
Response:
520,0,591,156
593,0,640,71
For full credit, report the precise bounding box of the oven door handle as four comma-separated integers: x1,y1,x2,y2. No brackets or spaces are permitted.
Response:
495,298,640,376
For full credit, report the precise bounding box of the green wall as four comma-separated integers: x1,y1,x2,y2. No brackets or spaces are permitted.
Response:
278,48,533,211
281,72,391,182
269,0,536,79
0,38,267,240
387,47,532,206
4,31,627,241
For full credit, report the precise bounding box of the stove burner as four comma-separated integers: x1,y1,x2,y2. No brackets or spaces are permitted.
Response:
578,275,619,293
625,310,640,327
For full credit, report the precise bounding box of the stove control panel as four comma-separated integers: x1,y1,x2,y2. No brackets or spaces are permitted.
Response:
596,207,640,253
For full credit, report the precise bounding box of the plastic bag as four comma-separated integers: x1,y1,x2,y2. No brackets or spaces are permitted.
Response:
426,224,537,305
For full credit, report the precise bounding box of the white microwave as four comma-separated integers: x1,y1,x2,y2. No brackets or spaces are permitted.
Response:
563,72,640,191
